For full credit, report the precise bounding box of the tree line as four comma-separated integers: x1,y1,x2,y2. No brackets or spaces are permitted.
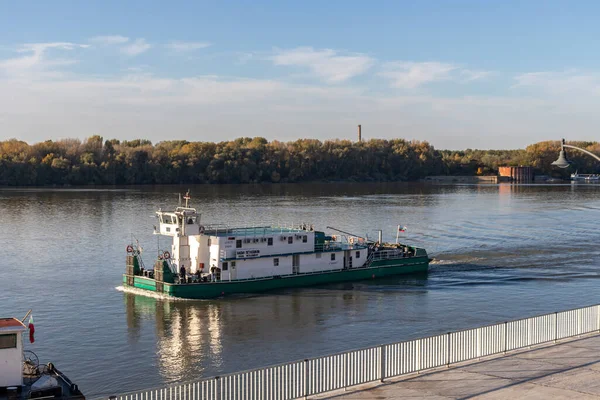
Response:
0,136,598,186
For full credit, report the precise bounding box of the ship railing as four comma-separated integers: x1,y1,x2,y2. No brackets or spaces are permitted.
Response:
369,247,427,261
107,303,600,400
414,248,427,257
313,243,367,252
201,224,312,237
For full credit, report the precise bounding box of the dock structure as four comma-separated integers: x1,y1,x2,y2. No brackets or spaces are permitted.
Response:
111,303,600,400
316,333,600,399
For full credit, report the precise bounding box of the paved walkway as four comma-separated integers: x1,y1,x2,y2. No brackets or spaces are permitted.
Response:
315,333,600,399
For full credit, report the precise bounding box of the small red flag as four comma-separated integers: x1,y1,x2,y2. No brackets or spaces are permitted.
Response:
28,315,35,344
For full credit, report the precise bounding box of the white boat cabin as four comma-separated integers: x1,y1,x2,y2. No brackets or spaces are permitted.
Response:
0,318,27,387
155,203,369,281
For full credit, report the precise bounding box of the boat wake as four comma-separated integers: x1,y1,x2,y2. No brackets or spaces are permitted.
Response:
430,257,485,266
115,285,191,301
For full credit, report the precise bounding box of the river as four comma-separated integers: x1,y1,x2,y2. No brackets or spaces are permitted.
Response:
1,182,599,398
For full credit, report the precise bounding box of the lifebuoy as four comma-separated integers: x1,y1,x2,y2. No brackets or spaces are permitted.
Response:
163,251,171,259
199,225,205,234
126,245,134,253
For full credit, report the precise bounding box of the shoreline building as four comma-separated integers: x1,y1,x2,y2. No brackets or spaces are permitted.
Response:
498,166,534,182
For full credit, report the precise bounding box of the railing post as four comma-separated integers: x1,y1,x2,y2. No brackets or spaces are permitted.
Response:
343,352,348,391
446,332,451,368
416,339,421,373
527,317,532,348
503,321,507,354
214,376,220,400
554,312,558,343
477,327,481,359
303,359,309,400
380,345,385,382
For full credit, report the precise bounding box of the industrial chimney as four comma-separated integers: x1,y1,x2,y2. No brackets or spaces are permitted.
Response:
357,125,362,142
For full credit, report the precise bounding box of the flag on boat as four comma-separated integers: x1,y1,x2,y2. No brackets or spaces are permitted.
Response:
28,315,35,344
398,225,407,232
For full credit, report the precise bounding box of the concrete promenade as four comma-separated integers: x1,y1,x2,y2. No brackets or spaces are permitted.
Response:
315,333,600,399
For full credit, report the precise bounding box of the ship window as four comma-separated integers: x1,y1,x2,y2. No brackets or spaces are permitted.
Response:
316,253,321,259
236,240,242,248
356,251,360,258
273,258,279,266
288,236,293,244
222,262,228,271
231,261,236,268
166,227,171,233
0,333,16,349
268,237,273,246
207,238,211,246
331,253,336,261
303,235,307,243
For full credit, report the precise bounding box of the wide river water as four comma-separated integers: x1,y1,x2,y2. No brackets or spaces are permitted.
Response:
2,183,600,398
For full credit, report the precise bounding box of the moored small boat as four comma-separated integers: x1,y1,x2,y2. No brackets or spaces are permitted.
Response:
0,314,84,400
571,171,600,181
123,193,430,299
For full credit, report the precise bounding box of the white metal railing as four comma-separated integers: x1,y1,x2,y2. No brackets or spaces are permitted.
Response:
202,223,317,237
108,304,600,400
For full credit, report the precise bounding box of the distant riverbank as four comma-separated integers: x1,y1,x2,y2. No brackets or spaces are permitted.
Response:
1,136,594,186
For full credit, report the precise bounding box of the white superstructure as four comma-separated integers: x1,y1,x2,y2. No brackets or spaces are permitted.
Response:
154,195,369,282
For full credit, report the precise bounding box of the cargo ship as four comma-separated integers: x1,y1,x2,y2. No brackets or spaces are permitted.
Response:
123,193,430,299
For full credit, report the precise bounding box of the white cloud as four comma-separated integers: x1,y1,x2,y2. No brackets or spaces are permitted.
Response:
120,39,151,56
89,35,130,45
0,42,88,78
0,41,597,150
379,62,457,89
513,70,600,94
167,41,211,52
380,62,492,89
460,69,493,82
3,70,595,150
270,46,374,83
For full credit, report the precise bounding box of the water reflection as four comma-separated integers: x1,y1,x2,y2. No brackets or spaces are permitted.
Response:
123,273,430,383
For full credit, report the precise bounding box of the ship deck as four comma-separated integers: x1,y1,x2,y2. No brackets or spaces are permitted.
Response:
0,364,84,400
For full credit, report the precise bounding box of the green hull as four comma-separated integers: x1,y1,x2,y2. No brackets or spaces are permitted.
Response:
123,256,429,299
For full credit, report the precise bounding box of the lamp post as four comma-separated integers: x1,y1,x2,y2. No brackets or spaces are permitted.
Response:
552,138,600,168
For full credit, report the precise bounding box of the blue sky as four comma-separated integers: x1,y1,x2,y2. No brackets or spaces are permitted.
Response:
2,1,600,149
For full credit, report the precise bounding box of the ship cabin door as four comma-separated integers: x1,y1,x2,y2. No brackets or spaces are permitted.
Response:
292,254,300,274
211,266,221,282
344,251,353,269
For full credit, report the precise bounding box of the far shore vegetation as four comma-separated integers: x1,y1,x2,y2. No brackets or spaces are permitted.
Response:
0,136,598,186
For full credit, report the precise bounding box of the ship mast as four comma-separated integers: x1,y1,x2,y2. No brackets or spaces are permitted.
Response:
183,190,191,208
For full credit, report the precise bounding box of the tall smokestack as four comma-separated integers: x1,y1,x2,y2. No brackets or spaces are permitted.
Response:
357,125,362,142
